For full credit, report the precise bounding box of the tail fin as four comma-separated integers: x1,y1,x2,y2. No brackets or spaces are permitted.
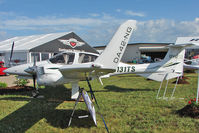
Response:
138,36,198,81
94,20,136,69
162,37,198,80
138,43,191,81
162,45,185,80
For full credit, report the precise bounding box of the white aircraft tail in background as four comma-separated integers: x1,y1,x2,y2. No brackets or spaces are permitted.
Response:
137,44,187,81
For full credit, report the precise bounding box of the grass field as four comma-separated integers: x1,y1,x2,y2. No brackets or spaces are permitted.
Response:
0,73,199,133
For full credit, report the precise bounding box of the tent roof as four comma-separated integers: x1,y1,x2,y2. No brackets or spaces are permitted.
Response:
0,32,70,52
0,32,98,54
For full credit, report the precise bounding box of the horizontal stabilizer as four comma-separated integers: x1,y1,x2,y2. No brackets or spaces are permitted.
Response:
175,37,199,46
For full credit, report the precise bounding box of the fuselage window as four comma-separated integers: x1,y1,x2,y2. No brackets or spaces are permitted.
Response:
49,53,75,64
78,53,98,63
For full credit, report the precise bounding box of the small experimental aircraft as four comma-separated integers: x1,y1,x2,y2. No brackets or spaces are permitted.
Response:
4,20,137,99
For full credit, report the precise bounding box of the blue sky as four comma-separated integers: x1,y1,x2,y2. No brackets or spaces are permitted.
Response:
0,0,199,46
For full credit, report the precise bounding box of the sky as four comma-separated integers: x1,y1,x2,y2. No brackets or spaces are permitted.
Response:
0,0,199,46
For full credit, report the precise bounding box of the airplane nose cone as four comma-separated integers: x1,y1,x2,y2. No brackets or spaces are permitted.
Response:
3,64,33,76
3,67,17,74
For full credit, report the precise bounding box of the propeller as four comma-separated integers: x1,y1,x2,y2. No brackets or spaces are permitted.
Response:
24,54,39,97
32,55,40,97
9,41,39,97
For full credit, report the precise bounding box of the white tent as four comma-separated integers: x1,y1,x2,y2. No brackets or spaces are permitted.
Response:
0,32,98,67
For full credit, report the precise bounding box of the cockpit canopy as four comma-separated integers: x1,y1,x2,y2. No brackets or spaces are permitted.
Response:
78,53,98,63
49,52,75,64
49,52,98,65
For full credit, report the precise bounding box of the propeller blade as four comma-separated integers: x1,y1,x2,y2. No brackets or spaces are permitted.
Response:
31,54,40,98
32,74,39,98
33,75,36,89
9,41,15,67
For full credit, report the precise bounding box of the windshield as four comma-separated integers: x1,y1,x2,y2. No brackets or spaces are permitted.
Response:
49,53,75,64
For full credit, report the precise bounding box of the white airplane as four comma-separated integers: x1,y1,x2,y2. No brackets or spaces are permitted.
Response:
102,42,193,82
99,37,198,100
176,37,199,70
4,20,137,99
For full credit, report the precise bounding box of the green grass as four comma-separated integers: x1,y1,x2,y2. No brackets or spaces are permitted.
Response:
0,82,7,88
0,73,199,133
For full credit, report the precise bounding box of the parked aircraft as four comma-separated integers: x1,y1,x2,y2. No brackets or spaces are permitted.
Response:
4,20,137,99
99,37,198,100
102,44,187,82
102,37,199,82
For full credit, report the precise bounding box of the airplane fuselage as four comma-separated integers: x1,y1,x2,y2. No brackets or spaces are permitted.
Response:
4,51,99,86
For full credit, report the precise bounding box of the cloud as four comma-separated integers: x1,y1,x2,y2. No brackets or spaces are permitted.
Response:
0,14,123,44
132,19,199,43
195,18,199,22
125,10,145,17
0,12,199,46
3,17,104,27
116,9,121,13
0,31,9,41
0,16,108,34
82,18,199,45
0,11,14,16
0,11,16,20
89,13,100,17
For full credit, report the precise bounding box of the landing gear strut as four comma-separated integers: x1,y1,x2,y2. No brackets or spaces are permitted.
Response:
32,75,39,98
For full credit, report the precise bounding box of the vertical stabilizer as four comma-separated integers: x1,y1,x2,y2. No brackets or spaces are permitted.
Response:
137,45,186,81
94,20,137,69
163,46,185,80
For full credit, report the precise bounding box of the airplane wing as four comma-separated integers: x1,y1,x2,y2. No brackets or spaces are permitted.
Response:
59,63,115,80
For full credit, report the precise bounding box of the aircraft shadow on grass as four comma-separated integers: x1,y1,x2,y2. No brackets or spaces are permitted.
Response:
0,85,95,133
0,84,156,132
0,87,33,96
103,85,156,92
